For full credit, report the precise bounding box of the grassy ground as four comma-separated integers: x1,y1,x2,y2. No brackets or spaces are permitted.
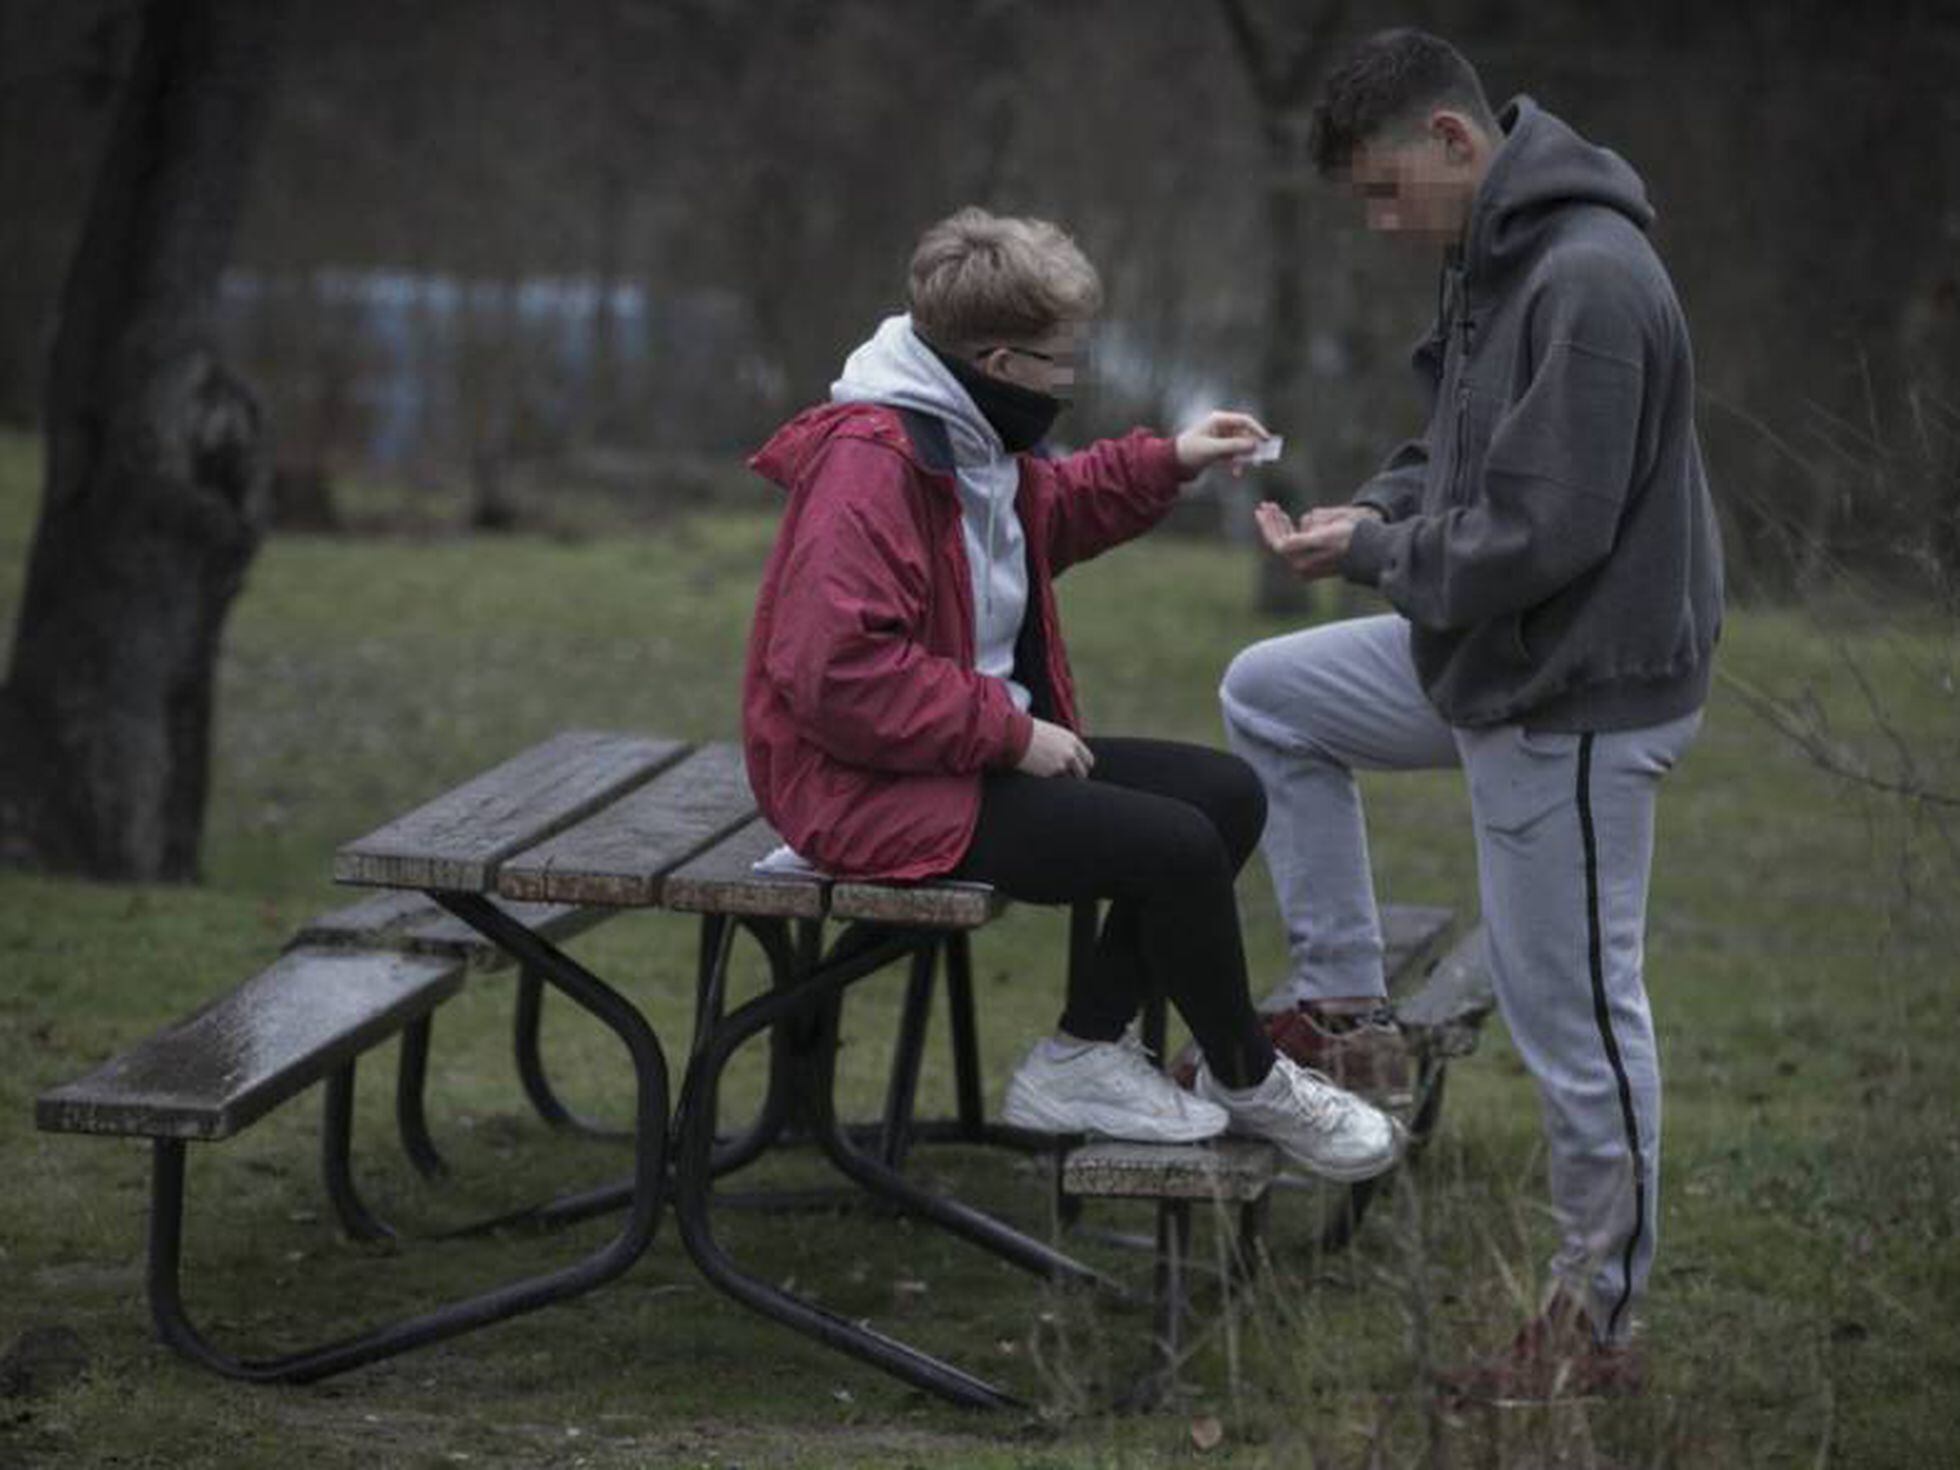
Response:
1,431,1955,1467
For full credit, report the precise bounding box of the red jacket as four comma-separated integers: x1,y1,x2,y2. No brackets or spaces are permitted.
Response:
743,401,1184,880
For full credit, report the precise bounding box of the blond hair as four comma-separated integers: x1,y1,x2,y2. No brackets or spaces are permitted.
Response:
907,207,1103,352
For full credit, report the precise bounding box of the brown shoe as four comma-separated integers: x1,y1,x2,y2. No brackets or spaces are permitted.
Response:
1434,1294,1646,1404
1268,999,1414,1112
1168,999,1414,1112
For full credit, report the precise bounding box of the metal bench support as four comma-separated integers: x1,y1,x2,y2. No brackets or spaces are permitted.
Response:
143,893,671,1384
672,914,1126,1411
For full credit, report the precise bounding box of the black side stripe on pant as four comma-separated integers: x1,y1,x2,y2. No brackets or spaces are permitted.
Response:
1578,731,1645,1341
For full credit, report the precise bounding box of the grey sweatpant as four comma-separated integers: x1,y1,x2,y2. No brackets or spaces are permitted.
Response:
1220,613,1701,1341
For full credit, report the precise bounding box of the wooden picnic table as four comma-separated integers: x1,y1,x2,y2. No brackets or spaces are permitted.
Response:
39,726,1487,1406
325,728,1086,1409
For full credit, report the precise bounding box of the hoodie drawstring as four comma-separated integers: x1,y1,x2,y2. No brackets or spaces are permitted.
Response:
982,494,997,621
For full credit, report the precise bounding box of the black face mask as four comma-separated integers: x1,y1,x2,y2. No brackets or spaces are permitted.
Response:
931,345,1067,454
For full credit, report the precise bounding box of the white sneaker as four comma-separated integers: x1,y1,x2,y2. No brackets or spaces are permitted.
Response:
1194,1054,1401,1181
1002,1031,1229,1143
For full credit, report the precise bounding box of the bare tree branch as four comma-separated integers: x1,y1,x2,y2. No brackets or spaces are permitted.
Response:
1718,667,1960,812
1214,0,1348,114
1278,0,1349,103
1214,0,1281,113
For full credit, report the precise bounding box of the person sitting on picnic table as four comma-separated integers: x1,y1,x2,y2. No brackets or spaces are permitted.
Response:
740,206,1399,1183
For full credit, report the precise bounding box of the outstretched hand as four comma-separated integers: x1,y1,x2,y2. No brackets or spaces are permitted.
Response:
1254,502,1381,581
1175,411,1273,479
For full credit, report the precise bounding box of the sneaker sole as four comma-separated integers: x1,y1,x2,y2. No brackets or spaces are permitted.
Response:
1268,1144,1401,1183
1001,1089,1227,1144
1259,1116,1408,1182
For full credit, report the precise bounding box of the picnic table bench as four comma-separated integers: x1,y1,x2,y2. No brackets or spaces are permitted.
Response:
35,728,1494,1407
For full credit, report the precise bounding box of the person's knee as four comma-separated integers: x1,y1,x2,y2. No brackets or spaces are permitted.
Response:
1209,752,1267,864
1220,639,1287,730
1221,638,1329,758
1152,804,1237,892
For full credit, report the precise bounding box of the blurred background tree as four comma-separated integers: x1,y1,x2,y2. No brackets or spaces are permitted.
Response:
0,0,1954,874
1,0,283,879
2,0,1949,585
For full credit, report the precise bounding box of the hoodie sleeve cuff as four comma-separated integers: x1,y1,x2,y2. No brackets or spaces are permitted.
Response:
1140,434,1187,494
1349,491,1400,524
1341,516,1396,588
999,708,1036,769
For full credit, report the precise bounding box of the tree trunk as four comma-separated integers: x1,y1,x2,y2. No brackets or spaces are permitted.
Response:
0,0,285,881
1215,0,1348,616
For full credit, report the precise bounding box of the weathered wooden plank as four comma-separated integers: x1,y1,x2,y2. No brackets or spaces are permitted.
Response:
496,743,755,906
1382,903,1458,994
287,890,603,969
35,948,464,1141
333,730,688,892
828,878,1003,930
399,900,610,969
660,817,827,919
288,888,434,944
1395,924,1495,1055
1062,1138,1277,1202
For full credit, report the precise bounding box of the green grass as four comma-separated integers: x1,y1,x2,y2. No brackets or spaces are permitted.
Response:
2,429,1956,1467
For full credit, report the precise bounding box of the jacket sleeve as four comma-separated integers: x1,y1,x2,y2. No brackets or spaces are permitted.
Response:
1341,270,1648,631
1352,318,1447,522
1351,438,1430,522
1034,430,1184,574
761,438,1034,774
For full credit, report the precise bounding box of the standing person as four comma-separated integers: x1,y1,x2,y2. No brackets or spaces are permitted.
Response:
1220,31,1723,1398
744,207,1401,1183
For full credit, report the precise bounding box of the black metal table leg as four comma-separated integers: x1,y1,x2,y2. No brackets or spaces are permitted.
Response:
942,930,986,1139
1236,1193,1270,1280
396,1014,448,1180
514,962,631,1140
845,907,1086,1163
674,918,1040,1410
877,942,938,1169
1405,1053,1449,1156
145,893,669,1384
321,1059,396,1242
698,916,799,1180
804,970,1116,1295
674,921,1136,1419
1153,1198,1192,1376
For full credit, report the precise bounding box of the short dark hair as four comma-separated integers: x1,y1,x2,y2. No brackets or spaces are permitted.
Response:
1309,29,1497,178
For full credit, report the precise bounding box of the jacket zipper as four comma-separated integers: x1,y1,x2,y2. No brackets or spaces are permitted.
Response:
1448,383,1470,504
1445,271,1475,505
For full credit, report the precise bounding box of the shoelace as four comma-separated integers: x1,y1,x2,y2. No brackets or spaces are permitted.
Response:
1108,1027,1169,1081
1281,1062,1361,1133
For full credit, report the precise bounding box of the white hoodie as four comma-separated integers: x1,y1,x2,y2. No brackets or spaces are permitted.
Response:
829,314,1032,713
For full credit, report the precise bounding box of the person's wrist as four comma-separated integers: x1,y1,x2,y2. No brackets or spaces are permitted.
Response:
1341,514,1393,587
1002,709,1036,767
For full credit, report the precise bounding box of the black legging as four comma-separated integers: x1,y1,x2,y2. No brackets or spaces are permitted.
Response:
950,736,1277,1088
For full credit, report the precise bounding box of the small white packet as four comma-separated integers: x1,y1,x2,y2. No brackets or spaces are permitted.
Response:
1243,435,1283,465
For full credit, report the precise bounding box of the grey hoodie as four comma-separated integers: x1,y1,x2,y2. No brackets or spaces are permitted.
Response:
831,314,1033,712
1343,97,1724,732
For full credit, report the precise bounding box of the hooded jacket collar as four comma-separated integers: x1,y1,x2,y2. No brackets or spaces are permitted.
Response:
829,314,1007,468
1461,97,1655,290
